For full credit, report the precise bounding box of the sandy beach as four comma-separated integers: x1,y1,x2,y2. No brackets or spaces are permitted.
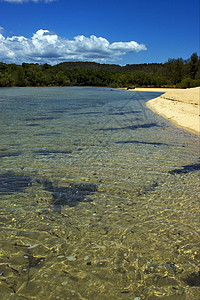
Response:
134,87,177,93
145,87,200,134
123,87,176,93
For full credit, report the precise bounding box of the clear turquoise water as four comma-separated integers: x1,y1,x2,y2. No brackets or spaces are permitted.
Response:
0,87,199,299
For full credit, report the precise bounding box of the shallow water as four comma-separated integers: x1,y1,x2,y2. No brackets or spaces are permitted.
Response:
0,87,199,300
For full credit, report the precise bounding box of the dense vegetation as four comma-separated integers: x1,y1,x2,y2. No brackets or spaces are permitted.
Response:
0,53,199,88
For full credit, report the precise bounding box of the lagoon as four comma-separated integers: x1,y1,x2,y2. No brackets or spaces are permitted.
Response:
0,87,199,299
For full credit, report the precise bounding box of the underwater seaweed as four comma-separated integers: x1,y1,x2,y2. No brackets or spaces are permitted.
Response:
97,123,160,131
39,178,98,212
169,163,200,174
0,171,32,194
116,140,168,146
33,150,72,156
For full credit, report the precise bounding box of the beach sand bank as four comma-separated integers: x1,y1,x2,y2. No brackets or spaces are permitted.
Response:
145,87,200,135
134,87,177,92
122,87,176,93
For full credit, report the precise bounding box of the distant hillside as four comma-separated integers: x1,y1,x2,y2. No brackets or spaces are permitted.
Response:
0,53,199,88
56,61,123,72
123,63,164,75
56,61,164,75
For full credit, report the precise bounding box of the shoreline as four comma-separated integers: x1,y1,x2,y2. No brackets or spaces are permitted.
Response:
1,85,199,134
145,87,200,135
127,87,179,93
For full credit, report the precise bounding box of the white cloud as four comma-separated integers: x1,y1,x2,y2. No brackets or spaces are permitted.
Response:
110,41,146,53
0,0,55,3
0,29,147,64
0,26,5,33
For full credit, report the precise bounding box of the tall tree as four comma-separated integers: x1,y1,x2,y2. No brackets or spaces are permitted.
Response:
189,53,199,79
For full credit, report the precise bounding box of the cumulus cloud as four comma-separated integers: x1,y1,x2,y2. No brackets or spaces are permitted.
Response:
0,29,147,64
0,26,5,33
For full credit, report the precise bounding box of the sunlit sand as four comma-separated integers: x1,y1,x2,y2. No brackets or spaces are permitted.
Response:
146,87,200,134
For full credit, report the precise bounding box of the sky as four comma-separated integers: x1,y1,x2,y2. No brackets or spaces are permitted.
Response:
0,0,199,65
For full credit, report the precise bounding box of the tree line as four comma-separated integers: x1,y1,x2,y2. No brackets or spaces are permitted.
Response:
0,53,199,88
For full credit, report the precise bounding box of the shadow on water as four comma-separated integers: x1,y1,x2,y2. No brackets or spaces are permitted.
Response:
71,112,104,115
39,179,98,212
50,109,68,114
169,163,200,174
0,152,22,158
108,110,141,115
26,123,41,127
0,171,32,193
25,117,57,121
33,150,72,156
33,132,62,136
116,140,168,146
97,123,160,131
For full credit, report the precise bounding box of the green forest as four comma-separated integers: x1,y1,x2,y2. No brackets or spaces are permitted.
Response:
0,53,199,88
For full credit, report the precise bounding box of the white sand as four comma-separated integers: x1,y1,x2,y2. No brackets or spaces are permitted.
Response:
146,87,200,134
134,87,177,93
123,87,175,93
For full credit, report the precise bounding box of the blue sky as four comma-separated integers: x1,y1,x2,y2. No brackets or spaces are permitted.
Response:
0,0,199,65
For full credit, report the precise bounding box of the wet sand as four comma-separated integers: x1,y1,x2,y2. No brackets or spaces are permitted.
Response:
145,87,200,134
